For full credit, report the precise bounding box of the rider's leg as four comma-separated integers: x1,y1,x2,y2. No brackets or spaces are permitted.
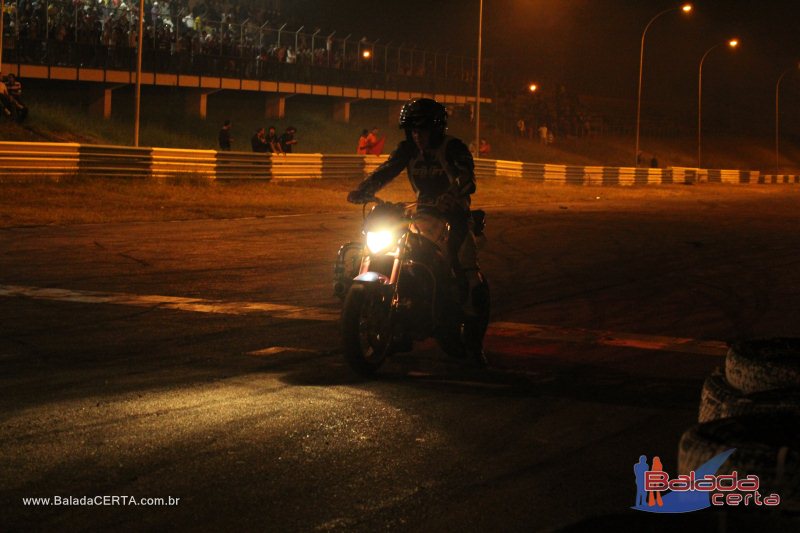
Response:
452,220,489,364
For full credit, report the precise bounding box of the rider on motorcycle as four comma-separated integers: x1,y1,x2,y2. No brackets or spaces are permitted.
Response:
347,98,489,363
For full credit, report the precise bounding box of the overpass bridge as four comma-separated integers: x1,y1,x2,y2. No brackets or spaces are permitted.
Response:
0,61,491,123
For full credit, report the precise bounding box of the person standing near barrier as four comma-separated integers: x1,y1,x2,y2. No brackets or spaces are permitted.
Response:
267,126,283,154
251,127,269,153
0,78,13,118
357,129,369,154
218,120,233,151
5,74,27,121
280,126,298,153
479,138,491,158
365,127,385,155
538,123,548,145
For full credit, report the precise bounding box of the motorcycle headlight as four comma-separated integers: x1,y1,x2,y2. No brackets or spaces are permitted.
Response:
366,230,396,254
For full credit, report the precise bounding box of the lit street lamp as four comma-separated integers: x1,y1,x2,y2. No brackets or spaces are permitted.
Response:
635,3,692,166
697,39,738,168
528,83,538,93
775,62,799,174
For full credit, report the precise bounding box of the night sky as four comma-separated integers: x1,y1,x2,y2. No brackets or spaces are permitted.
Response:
285,1,800,135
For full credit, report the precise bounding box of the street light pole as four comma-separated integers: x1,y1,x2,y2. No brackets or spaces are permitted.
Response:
775,63,799,175
134,0,145,147
475,0,483,159
635,4,692,167
697,39,738,168
0,0,5,68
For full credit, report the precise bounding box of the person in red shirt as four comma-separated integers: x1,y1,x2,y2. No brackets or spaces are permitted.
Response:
365,127,385,155
478,138,491,158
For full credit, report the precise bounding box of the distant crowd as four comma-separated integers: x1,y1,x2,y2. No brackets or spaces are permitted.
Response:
216,120,297,154
503,84,600,146
5,0,475,84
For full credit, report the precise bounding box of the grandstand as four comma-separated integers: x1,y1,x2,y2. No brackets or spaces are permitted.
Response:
0,0,489,121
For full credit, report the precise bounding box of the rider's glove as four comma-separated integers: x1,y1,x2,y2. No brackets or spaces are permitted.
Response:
347,190,369,204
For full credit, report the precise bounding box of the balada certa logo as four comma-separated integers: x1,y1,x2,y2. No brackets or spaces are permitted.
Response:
632,449,781,513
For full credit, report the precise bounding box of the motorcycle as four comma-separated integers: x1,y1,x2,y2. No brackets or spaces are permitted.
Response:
334,196,489,376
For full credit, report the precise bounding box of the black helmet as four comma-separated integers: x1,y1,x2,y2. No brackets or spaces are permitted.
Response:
398,98,447,133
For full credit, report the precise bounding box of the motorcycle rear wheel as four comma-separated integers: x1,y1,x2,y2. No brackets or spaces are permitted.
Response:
341,284,392,376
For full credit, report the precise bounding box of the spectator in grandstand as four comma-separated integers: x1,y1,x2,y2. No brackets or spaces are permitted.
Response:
251,127,269,152
357,129,369,154
279,126,298,153
218,119,233,151
267,126,283,154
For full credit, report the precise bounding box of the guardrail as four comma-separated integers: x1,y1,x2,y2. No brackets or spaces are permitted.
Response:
1,142,799,185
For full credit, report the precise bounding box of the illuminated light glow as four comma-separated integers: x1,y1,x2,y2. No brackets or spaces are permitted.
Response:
362,50,371,59
729,39,739,48
529,84,538,92
366,230,395,254
682,4,693,13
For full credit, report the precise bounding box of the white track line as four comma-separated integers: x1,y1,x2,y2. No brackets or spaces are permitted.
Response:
0,284,338,322
1,284,727,356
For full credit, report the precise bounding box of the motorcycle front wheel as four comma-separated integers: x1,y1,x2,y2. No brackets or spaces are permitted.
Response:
341,284,393,376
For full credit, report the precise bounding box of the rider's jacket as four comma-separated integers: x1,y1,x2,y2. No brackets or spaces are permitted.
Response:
355,135,476,214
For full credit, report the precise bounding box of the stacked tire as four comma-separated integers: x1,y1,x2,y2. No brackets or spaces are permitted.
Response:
679,339,800,511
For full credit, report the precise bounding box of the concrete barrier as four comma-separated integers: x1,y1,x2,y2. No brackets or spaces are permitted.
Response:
1,141,798,185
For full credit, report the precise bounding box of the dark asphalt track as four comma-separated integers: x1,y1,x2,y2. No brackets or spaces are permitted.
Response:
2,188,799,531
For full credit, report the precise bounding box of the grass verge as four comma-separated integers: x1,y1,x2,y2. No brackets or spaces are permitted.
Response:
1,176,797,228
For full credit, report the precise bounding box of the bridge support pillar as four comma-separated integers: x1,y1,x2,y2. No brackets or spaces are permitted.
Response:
265,94,287,120
333,99,359,123
89,85,125,120
185,89,221,120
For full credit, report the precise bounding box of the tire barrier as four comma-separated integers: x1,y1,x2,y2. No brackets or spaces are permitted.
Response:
726,339,800,394
699,368,800,423
2,141,799,183
685,339,800,510
678,414,800,510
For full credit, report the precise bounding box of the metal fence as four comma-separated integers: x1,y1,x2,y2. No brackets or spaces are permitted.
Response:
2,142,793,185
2,1,485,95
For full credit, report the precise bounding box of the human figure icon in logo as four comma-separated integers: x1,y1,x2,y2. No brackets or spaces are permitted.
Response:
634,455,649,507
648,456,664,507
